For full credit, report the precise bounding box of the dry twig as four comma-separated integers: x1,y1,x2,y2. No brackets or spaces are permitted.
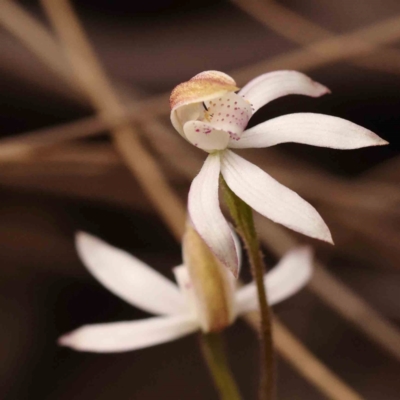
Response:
40,0,186,240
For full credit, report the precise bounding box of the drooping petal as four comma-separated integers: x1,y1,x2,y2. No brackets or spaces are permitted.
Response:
236,247,313,314
220,151,333,243
204,92,253,136
238,70,330,113
188,153,239,275
230,113,388,149
76,233,186,315
58,315,199,353
184,121,230,152
170,71,239,136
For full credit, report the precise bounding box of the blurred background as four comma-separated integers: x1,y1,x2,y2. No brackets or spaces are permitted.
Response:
1,0,400,399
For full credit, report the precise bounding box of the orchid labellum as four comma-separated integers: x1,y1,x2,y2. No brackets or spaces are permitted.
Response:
170,70,388,275
58,231,313,353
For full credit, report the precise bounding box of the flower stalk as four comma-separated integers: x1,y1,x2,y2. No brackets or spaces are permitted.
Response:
221,176,275,400
200,332,242,400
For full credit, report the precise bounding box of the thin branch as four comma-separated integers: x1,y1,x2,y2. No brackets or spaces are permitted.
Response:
231,13,400,81
232,0,400,76
40,0,186,241
2,8,400,156
243,312,363,400
256,217,400,363
0,0,76,88
0,2,391,398
272,317,363,400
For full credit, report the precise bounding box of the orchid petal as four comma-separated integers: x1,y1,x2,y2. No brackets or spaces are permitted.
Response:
231,113,388,149
238,70,329,113
220,151,332,243
236,247,313,314
76,233,186,316
188,153,239,276
184,121,230,152
58,315,199,353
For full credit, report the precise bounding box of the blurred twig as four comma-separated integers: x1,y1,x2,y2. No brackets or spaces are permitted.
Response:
0,0,76,89
2,7,400,157
0,1,397,398
245,313,363,400
233,0,400,75
256,218,400,363
40,0,186,240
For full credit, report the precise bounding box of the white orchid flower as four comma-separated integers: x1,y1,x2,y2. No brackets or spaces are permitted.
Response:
170,70,388,275
58,231,313,353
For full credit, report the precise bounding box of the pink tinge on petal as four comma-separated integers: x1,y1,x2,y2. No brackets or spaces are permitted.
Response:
204,92,253,137
238,70,330,113
184,121,230,152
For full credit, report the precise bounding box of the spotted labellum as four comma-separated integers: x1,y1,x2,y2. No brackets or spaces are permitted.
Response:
170,70,388,276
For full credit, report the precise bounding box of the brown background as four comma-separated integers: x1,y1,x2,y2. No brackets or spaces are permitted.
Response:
1,1,400,399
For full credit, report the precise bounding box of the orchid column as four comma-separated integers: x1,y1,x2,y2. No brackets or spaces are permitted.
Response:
170,70,387,398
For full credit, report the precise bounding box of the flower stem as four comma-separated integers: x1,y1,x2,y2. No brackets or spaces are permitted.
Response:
200,332,242,400
221,177,275,400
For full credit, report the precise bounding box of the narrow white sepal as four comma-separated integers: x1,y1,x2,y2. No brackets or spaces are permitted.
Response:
238,70,330,113
220,151,333,243
236,247,313,314
75,233,186,315
188,153,239,276
58,315,199,353
230,113,388,149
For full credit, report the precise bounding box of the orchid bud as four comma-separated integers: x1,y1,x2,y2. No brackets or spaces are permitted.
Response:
182,224,236,332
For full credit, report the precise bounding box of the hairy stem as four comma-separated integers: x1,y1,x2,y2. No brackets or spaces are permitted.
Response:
221,177,275,400
200,332,243,400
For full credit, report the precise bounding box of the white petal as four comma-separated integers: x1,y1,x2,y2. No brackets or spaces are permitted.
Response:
184,121,230,152
188,153,239,276
173,265,198,318
58,315,199,353
76,232,186,315
236,247,313,314
238,71,329,113
171,102,203,137
220,151,332,243
204,92,252,136
230,113,388,149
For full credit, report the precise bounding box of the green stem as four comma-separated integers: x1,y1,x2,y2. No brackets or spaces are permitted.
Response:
221,177,275,400
200,332,242,400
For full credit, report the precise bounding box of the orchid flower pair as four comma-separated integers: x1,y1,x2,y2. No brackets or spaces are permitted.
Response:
170,70,387,276
60,69,387,353
59,230,312,352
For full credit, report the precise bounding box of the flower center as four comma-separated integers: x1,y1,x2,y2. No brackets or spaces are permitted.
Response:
202,92,253,140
